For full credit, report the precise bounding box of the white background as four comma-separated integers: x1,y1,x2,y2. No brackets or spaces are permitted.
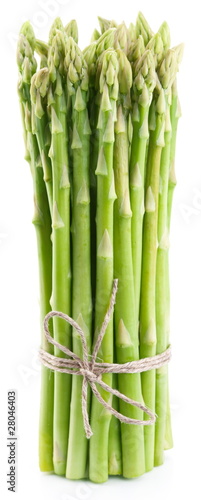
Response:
0,0,201,498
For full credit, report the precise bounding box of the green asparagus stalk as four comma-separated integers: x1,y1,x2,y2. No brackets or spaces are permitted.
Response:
129,49,156,319
17,24,54,472
140,46,180,471
154,92,172,467
64,38,92,480
154,51,174,464
168,79,181,228
47,29,71,475
84,30,117,340
165,77,182,450
85,27,122,335
113,49,145,478
155,47,183,462
81,43,97,310
89,49,118,483
30,72,54,472
139,82,166,472
152,44,179,455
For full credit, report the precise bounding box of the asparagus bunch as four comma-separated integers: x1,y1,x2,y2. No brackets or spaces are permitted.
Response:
16,13,183,483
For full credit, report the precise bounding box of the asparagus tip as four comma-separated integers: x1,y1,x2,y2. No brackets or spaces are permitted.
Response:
98,16,117,34
158,21,171,52
116,49,132,94
136,11,154,44
20,21,35,50
91,28,101,43
49,17,64,44
65,19,78,43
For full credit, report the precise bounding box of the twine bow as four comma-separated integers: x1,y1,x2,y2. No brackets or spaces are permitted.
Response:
39,279,171,438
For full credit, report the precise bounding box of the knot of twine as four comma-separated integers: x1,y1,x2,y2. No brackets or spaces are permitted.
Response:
39,279,171,439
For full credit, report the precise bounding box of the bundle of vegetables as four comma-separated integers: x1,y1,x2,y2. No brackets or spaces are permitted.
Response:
16,12,182,483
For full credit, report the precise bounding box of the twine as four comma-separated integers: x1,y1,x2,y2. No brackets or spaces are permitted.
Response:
39,279,171,439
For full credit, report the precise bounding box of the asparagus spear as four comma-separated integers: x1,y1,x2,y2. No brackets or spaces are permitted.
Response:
17,24,54,472
154,86,172,468
83,44,100,320
85,29,120,359
129,49,156,319
166,45,183,230
64,37,92,480
128,33,164,319
144,47,176,463
97,28,132,474
154,46,183,464
113,49,145,478
84,31,117,332
139,80,166,472
168,79,181,227
89,49,118,483
47,29,71,475
165,77,182,450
